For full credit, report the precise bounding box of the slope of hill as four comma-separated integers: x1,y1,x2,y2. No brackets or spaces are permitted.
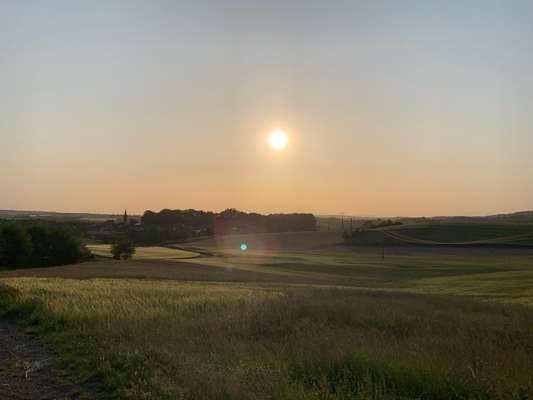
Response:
183,231,341,252
486,210,533,222
346,221,533,247
0,209,125,222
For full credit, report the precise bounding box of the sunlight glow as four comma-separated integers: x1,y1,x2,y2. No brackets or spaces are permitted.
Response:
268,130,289,151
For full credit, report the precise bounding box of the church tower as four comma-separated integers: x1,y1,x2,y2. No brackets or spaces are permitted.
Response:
123,209,128,224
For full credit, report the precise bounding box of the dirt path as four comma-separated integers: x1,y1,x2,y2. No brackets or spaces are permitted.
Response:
0,319,98,400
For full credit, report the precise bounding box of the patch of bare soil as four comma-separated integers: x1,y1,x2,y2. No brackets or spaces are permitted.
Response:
0,319,99,400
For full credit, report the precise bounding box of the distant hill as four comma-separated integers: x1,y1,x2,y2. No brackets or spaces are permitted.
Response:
318,210,533,232
485,210,533,222
413,211,533,224
0,209,133,222
345,221,533,247
3,208,532,225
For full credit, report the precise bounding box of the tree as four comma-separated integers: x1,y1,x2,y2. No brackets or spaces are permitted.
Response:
111,238,136,260
26,225,89,267
26,225,52,267
0,232,5,266
0,224,32,268
48,228,88,266
342,230,351,241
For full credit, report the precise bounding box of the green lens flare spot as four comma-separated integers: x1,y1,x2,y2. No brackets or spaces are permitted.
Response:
240,243,248,251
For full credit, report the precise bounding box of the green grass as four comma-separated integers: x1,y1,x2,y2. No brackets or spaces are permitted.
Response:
87,244,199,260
2,232,533,399
410,270,533,305
3,246,533,304
2,278,533,399
347,222,533,246
181,231,342,252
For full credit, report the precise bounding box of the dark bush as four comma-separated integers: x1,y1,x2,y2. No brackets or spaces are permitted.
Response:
0,224,91,269
27,225,91,267
0,224,33,267
0,233,4,265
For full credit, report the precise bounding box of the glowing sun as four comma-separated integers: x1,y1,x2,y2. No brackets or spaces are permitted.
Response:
268,130,289,151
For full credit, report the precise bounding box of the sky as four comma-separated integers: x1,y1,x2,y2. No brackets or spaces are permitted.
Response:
1,0,532,217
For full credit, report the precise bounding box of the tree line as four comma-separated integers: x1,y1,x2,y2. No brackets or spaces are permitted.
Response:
139,208,317,242
0,223,91,269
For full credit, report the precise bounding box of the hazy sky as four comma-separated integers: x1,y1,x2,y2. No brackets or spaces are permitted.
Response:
2,0,532,216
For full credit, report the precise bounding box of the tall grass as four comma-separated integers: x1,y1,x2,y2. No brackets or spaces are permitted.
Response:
2,278,533,399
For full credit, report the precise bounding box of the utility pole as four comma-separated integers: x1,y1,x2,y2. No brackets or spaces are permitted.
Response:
382,232,386,261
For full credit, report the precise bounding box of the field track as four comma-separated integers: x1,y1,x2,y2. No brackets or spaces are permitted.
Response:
0,318,99,400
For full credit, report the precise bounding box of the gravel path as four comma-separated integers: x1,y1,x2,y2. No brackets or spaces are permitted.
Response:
0,319,98,400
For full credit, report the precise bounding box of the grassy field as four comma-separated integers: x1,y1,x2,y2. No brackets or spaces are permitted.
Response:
180,231,342,252
1,232,533,399
347,222,533,246
87,244,199,260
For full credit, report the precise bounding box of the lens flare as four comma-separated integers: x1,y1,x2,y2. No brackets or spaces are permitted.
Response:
240,243,248,251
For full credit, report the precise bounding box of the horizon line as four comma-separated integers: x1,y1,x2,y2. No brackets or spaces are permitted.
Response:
1,207,531,220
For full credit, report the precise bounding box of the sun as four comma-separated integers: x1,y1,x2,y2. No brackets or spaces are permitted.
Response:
268,130,289,151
